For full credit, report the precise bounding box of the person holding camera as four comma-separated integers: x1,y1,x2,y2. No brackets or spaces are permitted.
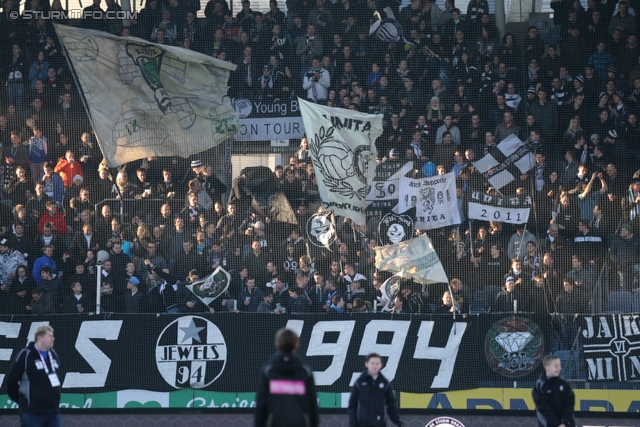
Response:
296,24,324,75
302,57,330,103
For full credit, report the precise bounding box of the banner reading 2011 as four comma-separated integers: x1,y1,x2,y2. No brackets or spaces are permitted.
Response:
397,172,461,230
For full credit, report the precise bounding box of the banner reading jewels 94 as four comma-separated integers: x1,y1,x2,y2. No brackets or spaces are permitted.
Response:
396,172,461,230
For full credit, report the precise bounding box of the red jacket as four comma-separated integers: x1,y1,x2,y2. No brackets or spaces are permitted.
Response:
54,158,84,187
37,211,69,236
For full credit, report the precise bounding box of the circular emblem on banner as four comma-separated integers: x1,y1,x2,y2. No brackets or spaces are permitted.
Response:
232,98,252,118
485,317,544,378
425,416,466,427
156,316,227,389
378,212,414,245
306,212,336,248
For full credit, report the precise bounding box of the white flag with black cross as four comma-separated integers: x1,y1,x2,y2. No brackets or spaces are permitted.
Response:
472,134,536,190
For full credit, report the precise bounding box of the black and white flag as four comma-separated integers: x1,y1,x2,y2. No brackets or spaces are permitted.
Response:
370,7,413,45
472,134,536,190
468,189,532,224
378,207,415,246
299,98,382,225
185,267,231,306
396,172,461,230
364,160,413,216
306,210,337,250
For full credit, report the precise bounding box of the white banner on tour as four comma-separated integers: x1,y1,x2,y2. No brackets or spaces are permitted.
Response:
396,172,461,230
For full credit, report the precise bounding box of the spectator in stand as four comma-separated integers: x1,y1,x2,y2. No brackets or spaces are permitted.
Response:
622,178,640,233
63,281,92,314
53,150,83,189
37,201,67,238
237,276,262,312
4,166,31,207
136,241,169,286
5,279,31,314
28,126,48,186
435,114,461,145
565,254,597,291
494,276,523,313
609,223,640,288
435,290,456,313
303,57,330,103
69,222,99,262
125,276,145,313
507,225,537,261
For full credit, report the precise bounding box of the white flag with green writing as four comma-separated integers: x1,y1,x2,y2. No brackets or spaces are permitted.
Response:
375,234,449,284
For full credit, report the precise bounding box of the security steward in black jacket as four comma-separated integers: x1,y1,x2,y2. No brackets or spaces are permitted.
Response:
348,353,403,427
532,354,576,427
7,325,62,426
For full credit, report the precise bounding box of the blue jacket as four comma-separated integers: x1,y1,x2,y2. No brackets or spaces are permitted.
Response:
38,173,64,206
32,255,57,284
29,136,48,163
28,61,50,87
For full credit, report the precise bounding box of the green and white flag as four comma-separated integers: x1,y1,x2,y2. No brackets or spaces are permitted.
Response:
298,98,382,225
185,267,231,306
375,234,449,284
55,24,239,167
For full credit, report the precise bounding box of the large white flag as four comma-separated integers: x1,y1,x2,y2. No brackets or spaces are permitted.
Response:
55,24,239,168
375,234,448,285
298,98,382,225
471,134,536,190
396,171,461,230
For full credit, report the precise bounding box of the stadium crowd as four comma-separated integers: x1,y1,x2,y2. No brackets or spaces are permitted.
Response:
0,0,639,341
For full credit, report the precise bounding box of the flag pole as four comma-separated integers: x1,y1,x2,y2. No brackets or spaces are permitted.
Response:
55,23,117,191
467,220,474,256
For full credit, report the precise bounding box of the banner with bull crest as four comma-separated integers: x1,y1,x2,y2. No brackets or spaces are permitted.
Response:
299,98,382,225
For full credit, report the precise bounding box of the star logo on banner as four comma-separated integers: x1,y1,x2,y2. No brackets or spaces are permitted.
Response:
180,319,204,343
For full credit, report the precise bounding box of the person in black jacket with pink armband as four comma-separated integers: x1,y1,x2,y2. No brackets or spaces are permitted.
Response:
348,353,403,427
255,328,319,427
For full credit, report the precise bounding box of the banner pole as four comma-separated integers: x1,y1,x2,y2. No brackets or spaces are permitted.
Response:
96,265,102,314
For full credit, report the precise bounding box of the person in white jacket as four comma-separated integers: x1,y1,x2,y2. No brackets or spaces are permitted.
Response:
0,238,27,287
302,58,330,102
